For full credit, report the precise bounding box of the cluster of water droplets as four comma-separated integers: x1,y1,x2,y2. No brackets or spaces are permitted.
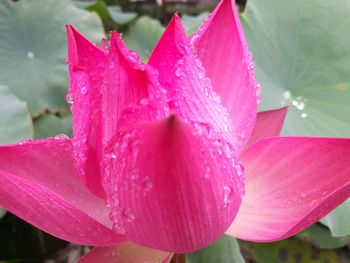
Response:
281,90,308,118
171,44,238,150
243,49,262,104
103,128,156,234
189,13,211,47
190,120,246,211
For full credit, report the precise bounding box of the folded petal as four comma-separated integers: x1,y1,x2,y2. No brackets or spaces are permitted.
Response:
79,242,173,263
101,31,169,153
103,115,244,252
0,139,126,246
227,137,350,242
191,0,258,150
148,15,238,150
244,107,287,151
66,25,107,198
67,27,168,198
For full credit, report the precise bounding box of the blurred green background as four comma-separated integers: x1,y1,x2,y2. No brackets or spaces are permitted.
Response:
0,0,350,262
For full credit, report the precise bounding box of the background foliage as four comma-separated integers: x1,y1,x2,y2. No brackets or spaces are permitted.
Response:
0,0,349,262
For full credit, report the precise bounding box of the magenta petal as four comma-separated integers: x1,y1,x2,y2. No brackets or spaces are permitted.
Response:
79,242,173,263
0,139,126,245
149,15,238,149
227,137,350,242
66,27,168,198
192,0,258,150
101,32,168,145
103,116,244,252
66,25,107,198
244,107,288,151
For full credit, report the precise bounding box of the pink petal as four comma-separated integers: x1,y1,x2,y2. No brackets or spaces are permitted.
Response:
67,27,168,198
66,25,107,198
243,107,287,151
191,0,258,150
103,115,244,252
101,31,169,148
0,139,126,246
148,15,238,150
227,137,350,242
79,242,173,263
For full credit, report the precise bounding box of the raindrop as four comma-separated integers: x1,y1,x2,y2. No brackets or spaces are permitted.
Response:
122,208,135,222
223,186,232,208
80,86,87,95
142,176,154,192
27,51,34,59
175,67,182,77
54,134,69,140
296,102,305,110
198,71,204,79
283,90,292,100
66,93,73,105
256,83,262,103
139,98,149,105
301,113,308,118
204,167,211,179
114,223,126,235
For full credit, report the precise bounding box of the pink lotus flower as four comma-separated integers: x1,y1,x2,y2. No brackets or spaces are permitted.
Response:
1,0,350,261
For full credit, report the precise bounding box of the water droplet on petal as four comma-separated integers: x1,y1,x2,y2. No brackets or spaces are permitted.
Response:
175,67,182,77
80,86,87,95
66,93,73,105
54,134,69,140
204,167,211,179
142,176,154,192
223,186,232,208
122,208,135,222
256,83,262,103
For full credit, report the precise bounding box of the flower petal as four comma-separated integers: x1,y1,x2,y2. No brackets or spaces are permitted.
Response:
191,0,258,150
79,242,173,263
0,139,126,246
66,25,107,198
67,27,168,198
243,107,287,151
148,15,238,150
101,31,169,147
227,137,350,242
103,115,244,252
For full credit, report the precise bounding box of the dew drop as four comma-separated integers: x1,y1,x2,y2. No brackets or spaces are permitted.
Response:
142,176,154,192
139,98,149,105
198,71,204,79
114,223,126,235
223,186,232,208
283,90,292,100
204,167,211,179
175,67,182,77
122,208,135,222
80,86,87,95
27,51,34,59
256,83,262,103
66,93,73,105
54,134,69,140
296,102,305,110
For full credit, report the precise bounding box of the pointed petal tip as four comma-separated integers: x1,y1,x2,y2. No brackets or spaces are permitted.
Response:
167,114,178,128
